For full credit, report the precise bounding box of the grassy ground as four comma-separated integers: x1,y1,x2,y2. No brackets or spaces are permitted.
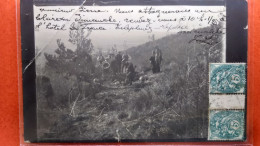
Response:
37,67,208,141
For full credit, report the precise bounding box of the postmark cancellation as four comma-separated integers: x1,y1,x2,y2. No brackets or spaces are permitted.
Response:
208,110,245,141
209,63,246,94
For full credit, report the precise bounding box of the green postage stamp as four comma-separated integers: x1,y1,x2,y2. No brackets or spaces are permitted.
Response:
208,63,246,141
208,110,245,141
209,63,246,94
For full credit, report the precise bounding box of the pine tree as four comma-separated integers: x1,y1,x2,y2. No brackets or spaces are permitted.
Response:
44,24,95,80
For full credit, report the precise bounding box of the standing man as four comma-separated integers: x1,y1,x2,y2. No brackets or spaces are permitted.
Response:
125,61,135,85
155,46,162,73
149,50,157,74
122,53,129,73
115,51,123,74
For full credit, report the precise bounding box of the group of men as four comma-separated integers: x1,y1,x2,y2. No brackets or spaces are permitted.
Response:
96,46,162,85
97,51,136,85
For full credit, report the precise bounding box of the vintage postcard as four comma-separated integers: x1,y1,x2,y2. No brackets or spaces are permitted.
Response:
20,0,248,143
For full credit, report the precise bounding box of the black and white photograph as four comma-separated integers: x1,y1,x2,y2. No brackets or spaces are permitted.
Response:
32,3,228,142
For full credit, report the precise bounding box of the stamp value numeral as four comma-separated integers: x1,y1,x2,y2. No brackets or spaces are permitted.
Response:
209,63,246,94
